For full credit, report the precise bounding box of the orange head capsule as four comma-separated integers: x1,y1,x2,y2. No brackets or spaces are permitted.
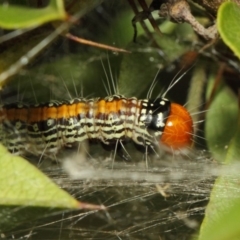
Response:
160,103,193,150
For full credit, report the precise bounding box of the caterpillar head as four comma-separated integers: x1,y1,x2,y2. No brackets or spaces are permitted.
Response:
160,103,193,151
146,99,193,151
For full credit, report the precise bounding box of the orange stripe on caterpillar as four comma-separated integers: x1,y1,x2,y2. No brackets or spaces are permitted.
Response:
0,95,193,158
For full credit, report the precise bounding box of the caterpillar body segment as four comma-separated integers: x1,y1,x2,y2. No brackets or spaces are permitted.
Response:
0,94,191,159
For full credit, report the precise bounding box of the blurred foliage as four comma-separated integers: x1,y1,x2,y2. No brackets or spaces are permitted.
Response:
217,2,240,59
205,74,238,161
1,0,240,239
0,0,66,29
198,99,240,240
198,3,240,239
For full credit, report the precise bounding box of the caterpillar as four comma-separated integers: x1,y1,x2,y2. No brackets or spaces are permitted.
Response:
0,94,193,160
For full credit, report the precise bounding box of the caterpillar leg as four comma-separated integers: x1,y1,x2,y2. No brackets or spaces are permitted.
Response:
101,141,131,162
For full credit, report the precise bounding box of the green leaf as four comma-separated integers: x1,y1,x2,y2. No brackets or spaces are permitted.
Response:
0,144,79,208
0,143,105,230
118,32,190,98
198,87,240,240
198,177,240,240
118,42,163,97
198,132,240,240
217,2,240,59
154,31,191,63
8,54,110,101
0,0,66,29
205,76,238,162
